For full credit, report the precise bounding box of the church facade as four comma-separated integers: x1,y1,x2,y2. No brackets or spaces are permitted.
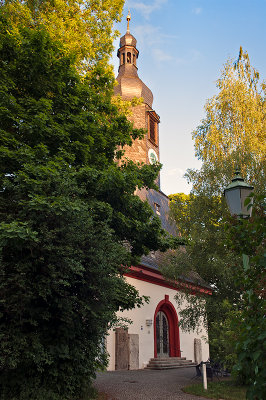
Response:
106,16,211,371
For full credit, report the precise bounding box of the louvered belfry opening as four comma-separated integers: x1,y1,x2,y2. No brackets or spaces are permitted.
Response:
149,117,157,144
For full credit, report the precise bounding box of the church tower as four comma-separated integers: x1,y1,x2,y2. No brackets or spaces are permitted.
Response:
106,14,211,371
114,12,161,187
114,12,177,251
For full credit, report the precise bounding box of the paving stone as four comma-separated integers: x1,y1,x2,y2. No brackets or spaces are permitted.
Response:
94,367,209,400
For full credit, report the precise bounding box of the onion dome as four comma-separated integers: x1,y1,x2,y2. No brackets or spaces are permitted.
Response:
119,31,137,48
114,12,153,108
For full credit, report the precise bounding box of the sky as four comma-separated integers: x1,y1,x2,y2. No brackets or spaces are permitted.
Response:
111,0,266,195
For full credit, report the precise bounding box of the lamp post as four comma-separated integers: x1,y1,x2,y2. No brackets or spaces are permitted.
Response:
224,170,254,218
224,169,254,328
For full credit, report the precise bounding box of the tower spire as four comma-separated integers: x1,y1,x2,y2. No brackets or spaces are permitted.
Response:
126,10,131,33
115,12,154,108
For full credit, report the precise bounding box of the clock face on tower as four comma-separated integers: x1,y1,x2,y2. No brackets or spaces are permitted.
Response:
148,149,158,164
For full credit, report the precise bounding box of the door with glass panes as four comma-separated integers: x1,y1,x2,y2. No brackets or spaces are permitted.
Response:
156,311,169,357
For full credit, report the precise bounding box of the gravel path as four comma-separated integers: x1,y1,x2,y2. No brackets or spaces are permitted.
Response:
94,368,208,400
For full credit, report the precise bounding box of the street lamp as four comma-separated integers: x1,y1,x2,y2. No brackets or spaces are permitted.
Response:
224,170,254,218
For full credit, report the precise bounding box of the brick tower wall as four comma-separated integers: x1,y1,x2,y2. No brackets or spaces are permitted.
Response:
121,104,160,167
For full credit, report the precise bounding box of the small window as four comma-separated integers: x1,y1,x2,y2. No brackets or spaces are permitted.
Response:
122,53,125,64
149,117,157,144
127,52,131,63
154,203,160,215
133,53,136,65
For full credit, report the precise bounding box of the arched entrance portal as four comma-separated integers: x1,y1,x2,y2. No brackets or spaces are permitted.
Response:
154,295,180,358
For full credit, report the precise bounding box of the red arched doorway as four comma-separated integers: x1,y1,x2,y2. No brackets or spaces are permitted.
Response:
154,295,180,358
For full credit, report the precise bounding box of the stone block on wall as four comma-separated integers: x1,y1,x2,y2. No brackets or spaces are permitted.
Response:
128,334,139,370
115,328,129,370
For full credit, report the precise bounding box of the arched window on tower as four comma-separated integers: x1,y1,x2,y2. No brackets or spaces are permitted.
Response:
122,53,125,64
133,54,136,65
127,52,131,63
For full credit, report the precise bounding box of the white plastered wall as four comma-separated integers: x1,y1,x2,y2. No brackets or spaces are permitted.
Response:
106,276,209,370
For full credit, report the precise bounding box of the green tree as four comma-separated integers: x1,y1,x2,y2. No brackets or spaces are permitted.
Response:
0,13,175,400
162,49,265,369
227,196,266,399
161,193,242,370
167,193,241,309
2,0,125,70
187,47,265,196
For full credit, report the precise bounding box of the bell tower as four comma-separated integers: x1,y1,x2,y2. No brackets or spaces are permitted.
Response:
114,12,161,188
117,12,139,72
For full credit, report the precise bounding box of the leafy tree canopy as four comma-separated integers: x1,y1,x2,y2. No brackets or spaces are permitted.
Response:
2,0,125,70
0,6,177,399
187,47,265,196
227,196,266,399
161,49,265,367
161,193,241,334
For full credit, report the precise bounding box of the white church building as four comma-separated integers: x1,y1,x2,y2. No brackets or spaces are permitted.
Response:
106,15,211,371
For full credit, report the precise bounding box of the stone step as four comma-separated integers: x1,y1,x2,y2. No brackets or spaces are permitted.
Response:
145,364,197,370
147,361,194,366
148,359,189,364
147,360,194,365
149,357,186,361
148,362,194,367
145,357,197,370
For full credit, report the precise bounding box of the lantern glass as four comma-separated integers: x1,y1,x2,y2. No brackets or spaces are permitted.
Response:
224,171,254,217
225,187,253,217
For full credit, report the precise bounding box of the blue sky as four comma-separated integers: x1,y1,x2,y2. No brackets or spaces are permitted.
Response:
111,0,266,195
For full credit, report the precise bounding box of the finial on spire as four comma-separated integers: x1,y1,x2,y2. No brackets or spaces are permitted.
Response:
126,10,131,33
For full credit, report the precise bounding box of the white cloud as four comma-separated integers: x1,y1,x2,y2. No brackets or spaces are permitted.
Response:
130,23,181,65
192,7,202,15
134,24,160,44
152,48,174,62
128,0,168,19
134,24,179,46
152,48,185,65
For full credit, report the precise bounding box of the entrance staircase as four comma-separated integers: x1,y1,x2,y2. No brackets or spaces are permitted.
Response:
145,357,197,370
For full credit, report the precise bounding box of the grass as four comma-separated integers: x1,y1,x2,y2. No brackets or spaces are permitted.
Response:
183,379,247,400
